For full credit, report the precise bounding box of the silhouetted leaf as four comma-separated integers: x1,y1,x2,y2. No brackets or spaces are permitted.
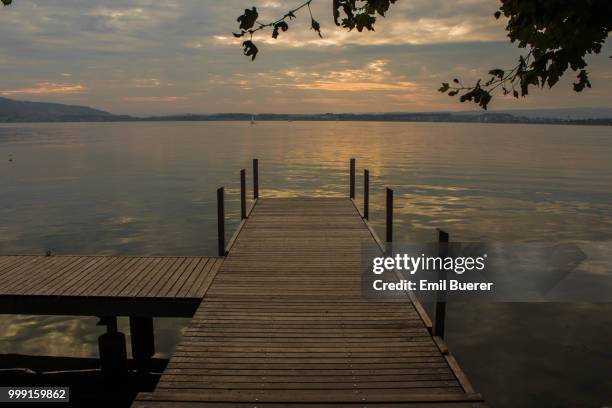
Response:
233,31,245,38
284,11,296,20
237,7,258,31
311,18,322,37
354,13,376,31
1,0,12,5
272,21,289,39
488,69,504,79
438,83,450,93
573,70,591,92
242,40,259,61
333,0,341,25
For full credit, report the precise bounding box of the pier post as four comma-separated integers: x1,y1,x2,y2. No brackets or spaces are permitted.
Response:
97,316,127,389
386,188,393,249
253,159,259,199
432,229,449,338
349,158,356,199
240,169,247,219
130,317,155,375
364,169,369,220
217,187,225,256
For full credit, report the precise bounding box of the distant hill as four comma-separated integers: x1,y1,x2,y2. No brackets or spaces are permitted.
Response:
457,107,612,120
0,97,131,122
0,97,609,126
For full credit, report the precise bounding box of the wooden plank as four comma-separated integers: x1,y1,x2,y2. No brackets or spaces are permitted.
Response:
137,388,482,403
49,256,117,296
132,402,488,408
136,257,184,298
13,256,83,295
122,257,174,297
63,256,129,296
188,258,223,298
99,257,158,297
161,258,201,298
172,258,210,298
0,256,59,292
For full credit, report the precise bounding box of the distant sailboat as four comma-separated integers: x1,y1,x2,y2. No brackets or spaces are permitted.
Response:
250,114,256,125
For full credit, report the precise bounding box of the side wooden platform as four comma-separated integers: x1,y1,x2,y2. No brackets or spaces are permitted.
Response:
134,198,485,407
0,256,223,317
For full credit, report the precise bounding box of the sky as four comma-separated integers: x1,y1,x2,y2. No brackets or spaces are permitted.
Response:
0,0,610,115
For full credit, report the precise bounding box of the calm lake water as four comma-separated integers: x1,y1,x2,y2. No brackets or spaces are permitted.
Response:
1,121,611,407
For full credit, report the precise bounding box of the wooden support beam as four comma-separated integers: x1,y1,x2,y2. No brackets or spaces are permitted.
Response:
386,187,393,244
253,159,259,199
432,229,449,338
217,187,225,257
349,158,356,199
97,316,127,389
240,169,247,220
363,169,369,220
130,316,155,375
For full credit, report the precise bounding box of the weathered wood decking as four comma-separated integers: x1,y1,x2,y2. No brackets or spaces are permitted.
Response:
134,198,485,407
0,255,223,317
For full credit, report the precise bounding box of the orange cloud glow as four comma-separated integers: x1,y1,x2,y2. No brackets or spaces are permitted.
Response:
0,83,86,96
123,96,186,103
294,81,416,91
284,60,416,91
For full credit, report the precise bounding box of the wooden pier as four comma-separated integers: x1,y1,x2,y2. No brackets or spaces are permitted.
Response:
1,159,485,406
0,255,223,317
133,197,485,407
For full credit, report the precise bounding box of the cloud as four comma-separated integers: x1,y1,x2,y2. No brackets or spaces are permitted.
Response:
213,0,507,48
131,78,162,88
0,82,86,96
282,60,417,91
123,96,186,103
294,81,416,91
0,1,609,114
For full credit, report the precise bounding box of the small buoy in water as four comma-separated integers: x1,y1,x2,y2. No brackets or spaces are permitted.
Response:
8,154,13,162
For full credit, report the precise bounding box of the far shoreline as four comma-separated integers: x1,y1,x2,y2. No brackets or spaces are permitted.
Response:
0,118,611,127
